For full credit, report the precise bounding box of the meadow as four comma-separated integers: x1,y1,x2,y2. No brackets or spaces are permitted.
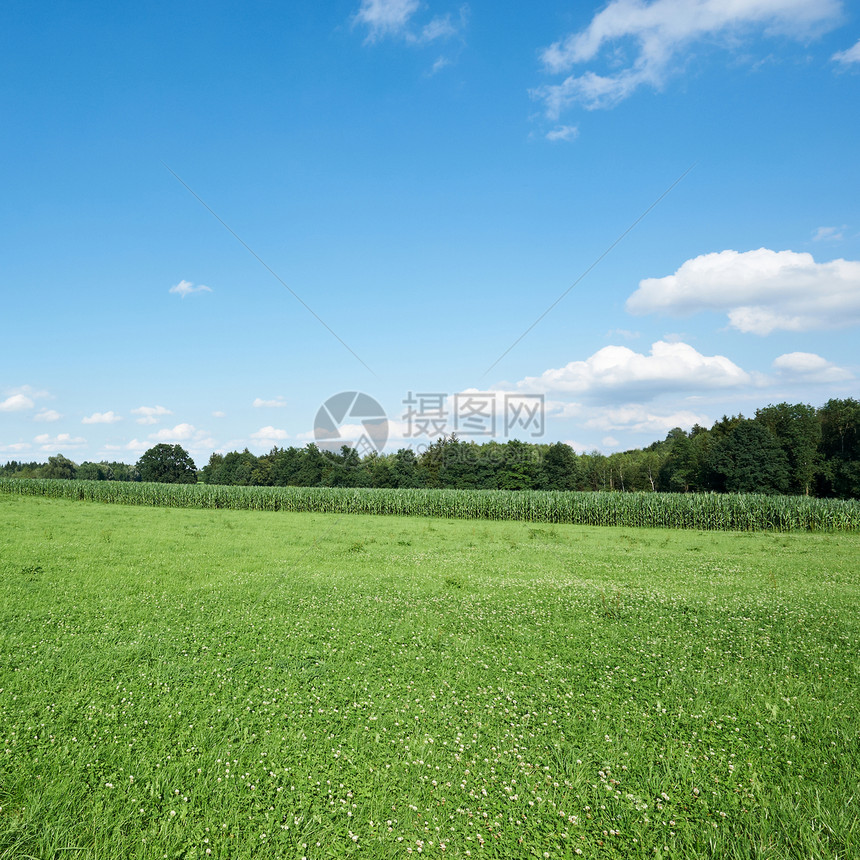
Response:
1,493,858,859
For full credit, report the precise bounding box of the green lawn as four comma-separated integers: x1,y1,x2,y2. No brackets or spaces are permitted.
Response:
1,494,858,859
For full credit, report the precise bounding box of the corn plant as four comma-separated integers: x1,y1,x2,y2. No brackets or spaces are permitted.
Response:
3,478,860,532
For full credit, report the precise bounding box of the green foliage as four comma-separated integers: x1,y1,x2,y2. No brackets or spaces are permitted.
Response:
756,402,821,495
135,444,197,484
708,419,790,495
39,453,78,480
818,398,860,498
5,398,860,498
541,441,579,490
76,461,108,481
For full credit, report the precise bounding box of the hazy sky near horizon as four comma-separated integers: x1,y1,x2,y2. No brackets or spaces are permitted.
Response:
2,0,859,464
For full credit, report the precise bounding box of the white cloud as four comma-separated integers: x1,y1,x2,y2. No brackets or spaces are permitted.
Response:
627,248,860,334
429,55,452,75
516,340,751,400
144,424,215,454
82,411,123,425
354,0,465,45
35,433,86,451
0,442,31,453
419,13,459,42
123,439,151,454
169,279,212,298
150,423,197,442
563,438,592,454
0,394,35,412
813,225,846,241
250,426,290,442
7,384,50,399
772,351,853,383
34,409,62,422
606,328,640,340
131,405,172,425
833,38,860,65
355,0,419,41
253,397,287,408
602,436,620,448
545,124,579,142
533,0,841,116
585,405,710,434
212,411,226,418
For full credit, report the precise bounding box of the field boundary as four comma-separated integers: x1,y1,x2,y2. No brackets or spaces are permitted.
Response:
2,477,859,532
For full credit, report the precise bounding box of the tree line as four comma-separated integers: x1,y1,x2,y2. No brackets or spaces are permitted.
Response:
2,398,858,498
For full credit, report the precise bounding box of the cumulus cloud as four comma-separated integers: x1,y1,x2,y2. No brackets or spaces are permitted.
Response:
150,423,198,442
123,439,151,454
250,426,290,442
516,340,751,401
144,424,215,453
82,411,123,424
169,280,212,298
253,397,287,408
35,409,62,422
6,384,49,399
533,0,841,116
0,442,31,453
772,351,853,383
626,248,860,334
0,393,35,412
132,405,172,425
354,0,466,46
833,38,860,65
585,405,711,434
35,433,86,451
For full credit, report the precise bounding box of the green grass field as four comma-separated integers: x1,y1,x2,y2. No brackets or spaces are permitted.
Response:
1,494,858,859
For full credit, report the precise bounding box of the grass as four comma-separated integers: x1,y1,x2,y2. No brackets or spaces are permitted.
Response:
1,493,858,859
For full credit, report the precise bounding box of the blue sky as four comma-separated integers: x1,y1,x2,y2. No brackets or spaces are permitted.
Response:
2,0,859,465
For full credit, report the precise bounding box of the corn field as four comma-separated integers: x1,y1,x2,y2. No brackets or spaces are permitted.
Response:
3,477,860,532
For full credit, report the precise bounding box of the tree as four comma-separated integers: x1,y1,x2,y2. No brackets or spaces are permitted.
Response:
292,444,327,487
76,461,108,481
579,451,609,491
817,398,860,498
707,420,789,495
496,440,542,490
541,442,579,491
658,429,694,492
323,446,367,487
755,402,821,495
658,427,715,492
103,461,139,481
40,454,77,480
269,447,305,486
136,444,197,484
390,448,422,488
419,436,455,488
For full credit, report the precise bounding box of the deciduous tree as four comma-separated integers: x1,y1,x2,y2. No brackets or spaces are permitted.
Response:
135,444,197,484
